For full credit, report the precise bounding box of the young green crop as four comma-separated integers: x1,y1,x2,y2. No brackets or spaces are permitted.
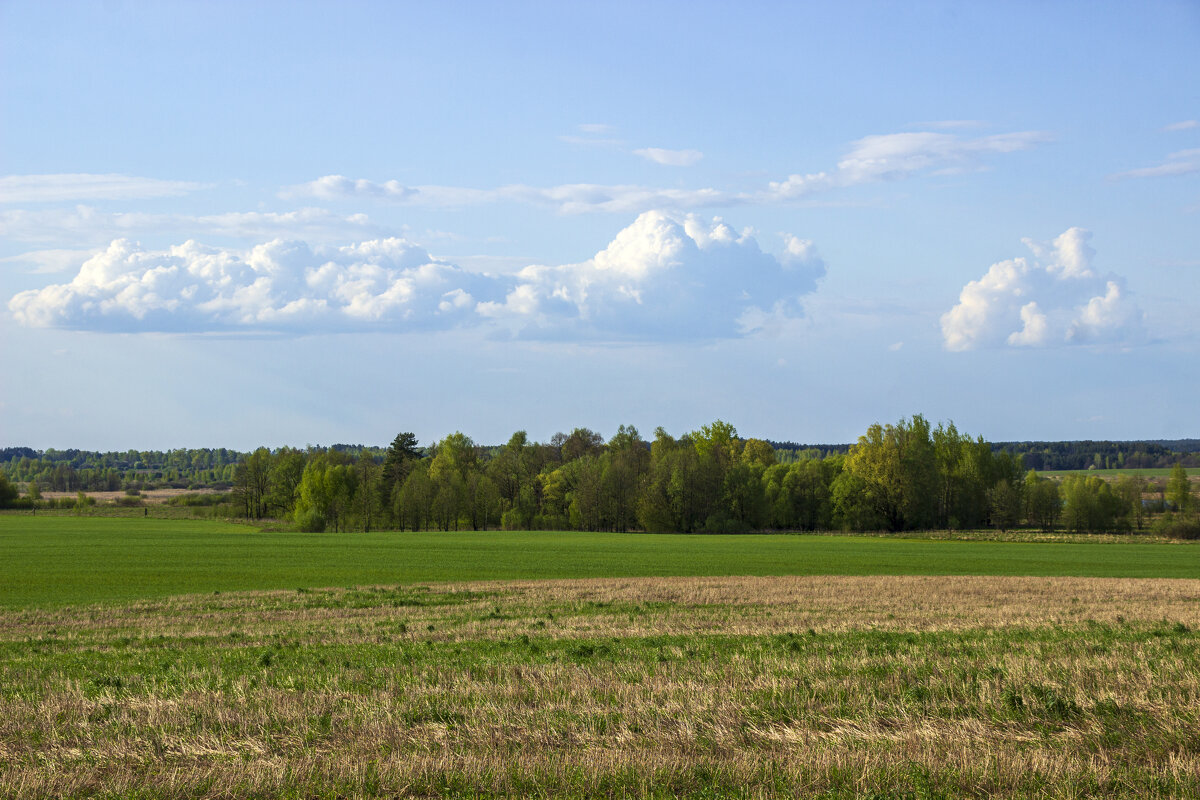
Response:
2,515,1199,608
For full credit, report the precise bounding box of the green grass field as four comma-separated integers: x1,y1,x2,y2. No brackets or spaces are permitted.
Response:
1,515,1198,608
1041,467,1193,478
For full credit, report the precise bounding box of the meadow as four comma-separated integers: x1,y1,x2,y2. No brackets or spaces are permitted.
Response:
2,515,1200,608
2,515,1199,798
1041,467,1193,478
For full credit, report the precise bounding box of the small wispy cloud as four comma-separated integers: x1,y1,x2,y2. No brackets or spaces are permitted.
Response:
1110,149,1200,180
0,173,204,203
634,147,704,167
1163,120,1198,132
909,120,987,130
762,131,1051,200
283,129,1048,214
0,205,389,244
0,248,99,274
559,122,625,148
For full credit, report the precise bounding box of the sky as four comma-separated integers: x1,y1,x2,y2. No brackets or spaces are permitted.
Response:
1,0,1198,451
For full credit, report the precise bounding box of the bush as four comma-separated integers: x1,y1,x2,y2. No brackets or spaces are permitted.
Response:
295,511,326,532
166,492,231,507
1153,514,1200,540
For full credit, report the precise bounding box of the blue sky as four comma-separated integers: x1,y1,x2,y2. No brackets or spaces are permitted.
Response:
2,0,1198,450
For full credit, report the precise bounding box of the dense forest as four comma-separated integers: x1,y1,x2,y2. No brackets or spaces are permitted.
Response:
1,419,1196,536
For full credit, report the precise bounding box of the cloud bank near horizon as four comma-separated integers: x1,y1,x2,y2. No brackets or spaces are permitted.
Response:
940,228,1143,351
8,212,824,341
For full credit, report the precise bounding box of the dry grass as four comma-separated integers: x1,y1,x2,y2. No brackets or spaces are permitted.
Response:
3,576,1199,798
39,488,221,505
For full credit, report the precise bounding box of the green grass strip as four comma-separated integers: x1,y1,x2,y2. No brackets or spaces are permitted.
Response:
2,516,1198,608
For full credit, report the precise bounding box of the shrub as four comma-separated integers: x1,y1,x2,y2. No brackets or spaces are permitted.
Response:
1153,514,1200,540
166,492,231,507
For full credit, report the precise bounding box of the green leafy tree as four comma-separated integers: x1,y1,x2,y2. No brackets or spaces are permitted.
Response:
568,455,607,531
395,462,434,531
604,425,649,532
380,432,421,521
1167,463,1192,514
232,447,272,519
0,472,17,508
1061,475,1127,533
988,478,1022,531
489,431,541,530
740,439,776,471
556,428,604,463
464,470,501,530
294,453,357,532
764,457,839,531
1023,470,1061,531
266,448,306,517
1115,474,1147,530
352,451,382,532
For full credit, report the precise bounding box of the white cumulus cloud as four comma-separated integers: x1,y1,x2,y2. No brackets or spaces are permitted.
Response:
0,174,204,203
941,228,1143,351
10,212,824,341
471,211,825,340
8,238,484,332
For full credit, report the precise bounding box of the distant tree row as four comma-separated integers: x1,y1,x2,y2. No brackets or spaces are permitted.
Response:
991,440,1200,471
3,420,1195,535
216,416,1195,535
0,445,383,493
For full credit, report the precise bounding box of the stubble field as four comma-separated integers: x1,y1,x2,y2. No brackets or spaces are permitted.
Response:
1,516,1199,797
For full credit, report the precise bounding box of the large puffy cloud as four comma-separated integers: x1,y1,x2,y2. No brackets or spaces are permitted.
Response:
940,228,1143,351
10,212,824,340
8,238,486,332
477,211,825,340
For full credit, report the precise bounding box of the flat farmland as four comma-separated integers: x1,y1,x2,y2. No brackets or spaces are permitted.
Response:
3,576,1200,798
3,516,1200,798
2,515,1200,608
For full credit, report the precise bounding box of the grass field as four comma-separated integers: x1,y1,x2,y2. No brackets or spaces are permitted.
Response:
1041,467,1194,478
2,515,1200,608
2,576,1199,798
3,516,1200,798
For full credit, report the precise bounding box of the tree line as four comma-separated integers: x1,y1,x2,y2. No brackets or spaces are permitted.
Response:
215,416,1196,535
2,417,1194,536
